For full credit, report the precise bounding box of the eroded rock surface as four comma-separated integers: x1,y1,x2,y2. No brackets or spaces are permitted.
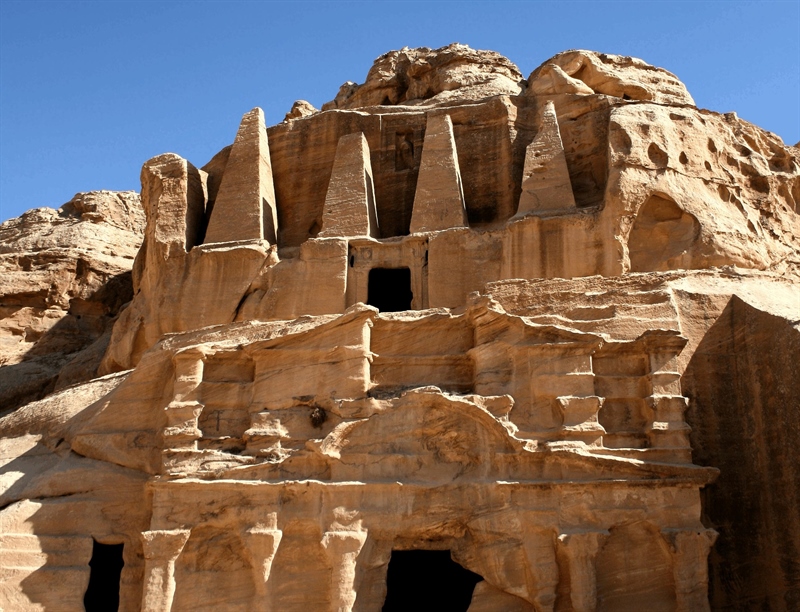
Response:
323,43,524,110
1,44,798,611
528,49,695,105
0,191,143,412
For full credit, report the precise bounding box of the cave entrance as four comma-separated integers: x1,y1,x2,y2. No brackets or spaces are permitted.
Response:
368,267,413,312
382,550,483,611
83,539,124,612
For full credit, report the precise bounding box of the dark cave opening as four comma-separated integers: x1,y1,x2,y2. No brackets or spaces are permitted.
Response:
382,549,483,611
83,539,124,612
367,267,413,312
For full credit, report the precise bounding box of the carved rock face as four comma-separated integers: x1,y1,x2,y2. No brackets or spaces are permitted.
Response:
1,44,799,612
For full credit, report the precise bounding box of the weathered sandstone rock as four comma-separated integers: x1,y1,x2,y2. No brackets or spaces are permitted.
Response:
319,132,380,238
515,100,577,216
0,191,143,413
204,107,278,244
1,43,798,611
528,50,695,105
409,113,468,233
283,99,319,122
323,43,524,110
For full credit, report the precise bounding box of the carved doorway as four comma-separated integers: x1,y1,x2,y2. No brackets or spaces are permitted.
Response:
368,267,413,312
382,549,483,611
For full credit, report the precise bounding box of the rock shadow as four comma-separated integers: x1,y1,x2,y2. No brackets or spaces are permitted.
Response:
682,296,800,610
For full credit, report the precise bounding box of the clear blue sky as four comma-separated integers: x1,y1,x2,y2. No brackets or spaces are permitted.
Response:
1,1,798,222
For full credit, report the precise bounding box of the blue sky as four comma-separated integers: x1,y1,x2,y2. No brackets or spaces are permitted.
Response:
1,1,798,221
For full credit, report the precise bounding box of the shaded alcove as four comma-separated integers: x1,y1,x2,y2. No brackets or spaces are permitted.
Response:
83,539,124,612
628,194,699,272
368,268,413,312
382,550,483,611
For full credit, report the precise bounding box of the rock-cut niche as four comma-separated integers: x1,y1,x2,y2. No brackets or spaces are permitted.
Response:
628,194,700,272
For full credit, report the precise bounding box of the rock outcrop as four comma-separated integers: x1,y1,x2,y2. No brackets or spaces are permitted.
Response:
0,191,143,413
1,44,798,611
322,43,524,110
528,49,695,105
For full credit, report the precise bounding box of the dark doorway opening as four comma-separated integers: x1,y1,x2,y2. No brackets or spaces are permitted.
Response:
84,539,124,612
382,550,483,611
368,267,413,312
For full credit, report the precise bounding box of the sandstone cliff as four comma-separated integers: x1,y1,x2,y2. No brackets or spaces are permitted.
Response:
0,191,143,413
1,44,798,612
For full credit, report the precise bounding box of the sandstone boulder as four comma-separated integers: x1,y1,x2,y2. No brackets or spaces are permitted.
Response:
283,99,319,122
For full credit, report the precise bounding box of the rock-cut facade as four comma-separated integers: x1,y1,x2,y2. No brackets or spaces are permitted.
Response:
1,44,799,611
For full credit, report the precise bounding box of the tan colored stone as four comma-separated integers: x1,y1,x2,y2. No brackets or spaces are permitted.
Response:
282,99,318,122
319,132,379,238
0,191,143,413
205,107,278,243
3,44,800,611
409,113,467,233
515,100,577,216
529,49,695,105
527,63,594,96
323,43,523,110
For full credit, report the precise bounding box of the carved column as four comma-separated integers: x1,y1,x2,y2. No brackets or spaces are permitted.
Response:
140,529,191,612
663,528,718,612
643,332,692,460
321,522,368,612
241,525,283,610
162,349,205,471
556,531,608,612
556,396,605,445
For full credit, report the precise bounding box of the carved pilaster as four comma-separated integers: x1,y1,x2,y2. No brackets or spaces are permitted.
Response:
557,530,608,612
140,529,191,612
641,333,692,458
162,401,203,450
321,521,368,612
556,396,605,445
172,349,205,401
162,350,206,472
243,410,290,459
241,523,283,609
646,395,691,453
663,528,718,612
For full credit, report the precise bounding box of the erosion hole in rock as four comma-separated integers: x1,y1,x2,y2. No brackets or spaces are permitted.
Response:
382,550,483,611
647,143,669,167
83,539,124,612
628,194,700,272
368,267,413,312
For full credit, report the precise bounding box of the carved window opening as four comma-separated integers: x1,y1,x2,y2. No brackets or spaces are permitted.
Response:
382,550,483,611
368,267,413,312
83,539,124,612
